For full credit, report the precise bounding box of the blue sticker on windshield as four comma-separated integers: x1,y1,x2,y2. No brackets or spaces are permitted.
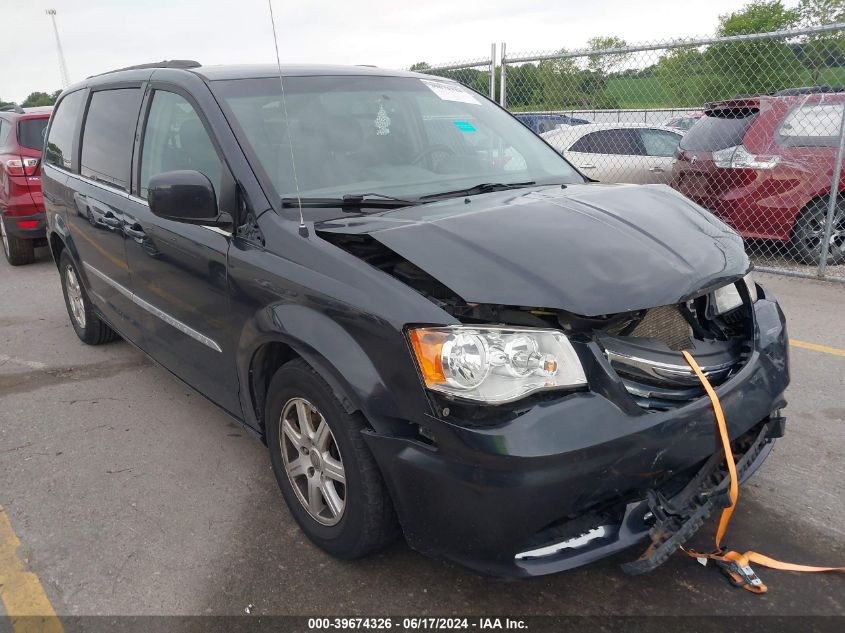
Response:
453,120,476,132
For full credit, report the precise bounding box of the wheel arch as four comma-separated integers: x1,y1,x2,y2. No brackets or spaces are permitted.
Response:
48,230,66,269
241,305,408,441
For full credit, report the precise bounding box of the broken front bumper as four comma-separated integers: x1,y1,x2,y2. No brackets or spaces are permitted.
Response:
363,293,789,578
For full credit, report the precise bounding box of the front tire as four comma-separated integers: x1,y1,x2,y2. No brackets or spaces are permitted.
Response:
1,215,35,266
265,359,398,559
59,250,118,345
790,197,845,266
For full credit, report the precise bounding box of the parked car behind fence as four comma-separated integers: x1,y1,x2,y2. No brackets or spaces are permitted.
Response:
665,112,703,132
673,90,845,265
541,123,682,184
514,113,591,134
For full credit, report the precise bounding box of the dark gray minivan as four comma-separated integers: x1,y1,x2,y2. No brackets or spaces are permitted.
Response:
42,61,789,578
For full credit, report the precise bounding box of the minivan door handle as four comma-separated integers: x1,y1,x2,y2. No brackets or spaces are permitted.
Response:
648,166,665,173
580,164,596,169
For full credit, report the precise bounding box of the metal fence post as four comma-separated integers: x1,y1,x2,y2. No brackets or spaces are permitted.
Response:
489,43,496,100
499,42,507,108
818,104,845,278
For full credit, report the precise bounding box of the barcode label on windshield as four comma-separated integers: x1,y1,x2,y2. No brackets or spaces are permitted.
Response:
420,79,480,105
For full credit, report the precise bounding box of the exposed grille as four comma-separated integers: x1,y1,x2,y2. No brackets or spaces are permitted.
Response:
629,305,691,351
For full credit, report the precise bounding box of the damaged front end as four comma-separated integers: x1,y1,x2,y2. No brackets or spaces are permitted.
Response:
320,227,757,413
316,186,789,577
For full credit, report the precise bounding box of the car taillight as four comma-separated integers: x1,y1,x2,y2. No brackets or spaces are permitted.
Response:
5,157,40,177
712,145,780,170
16,220,39,229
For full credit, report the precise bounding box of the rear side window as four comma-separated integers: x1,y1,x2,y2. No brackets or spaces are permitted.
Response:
640,129,681,157
80,88,143,191
0,119,10,146
45,91,85,170
18,118,50,151
571,129,644,155
569,134,594,153
777,103,844,148
680,108,759,151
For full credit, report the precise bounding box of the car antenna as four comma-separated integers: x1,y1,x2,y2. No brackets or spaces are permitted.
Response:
267,0,307,237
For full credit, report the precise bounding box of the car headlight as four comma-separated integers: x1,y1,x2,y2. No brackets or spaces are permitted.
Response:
710,273,758,315
407,326,587,404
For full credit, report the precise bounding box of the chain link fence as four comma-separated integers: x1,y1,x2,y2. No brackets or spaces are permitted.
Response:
411,24,845,281
407,48,496,101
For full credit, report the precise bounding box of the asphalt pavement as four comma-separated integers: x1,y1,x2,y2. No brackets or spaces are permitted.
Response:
0,247,843,623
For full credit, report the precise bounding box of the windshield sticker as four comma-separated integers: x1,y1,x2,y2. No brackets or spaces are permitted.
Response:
420,79,480,105
374,103,391,136
453,120,477,132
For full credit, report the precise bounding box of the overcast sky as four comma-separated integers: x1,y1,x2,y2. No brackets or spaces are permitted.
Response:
1,0,802,103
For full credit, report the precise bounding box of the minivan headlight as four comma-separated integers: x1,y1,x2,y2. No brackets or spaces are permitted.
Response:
710,273,757,315
407,326,587,404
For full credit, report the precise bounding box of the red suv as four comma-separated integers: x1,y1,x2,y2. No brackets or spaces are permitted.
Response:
672,90,845,264
0,105,52,265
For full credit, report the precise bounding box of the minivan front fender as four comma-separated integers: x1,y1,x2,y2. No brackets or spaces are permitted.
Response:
238,303,433,437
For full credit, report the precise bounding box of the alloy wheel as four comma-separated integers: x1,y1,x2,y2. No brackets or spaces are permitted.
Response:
65,264,87,328
279,397,346,526
801,207,845,262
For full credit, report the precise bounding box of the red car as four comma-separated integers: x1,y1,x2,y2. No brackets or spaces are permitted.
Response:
672,91,845,264
0,105,52,265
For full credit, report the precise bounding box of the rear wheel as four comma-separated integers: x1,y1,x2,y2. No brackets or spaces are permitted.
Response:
59,250,118,345
265,359,398,558
790,197,845,266
1,215,35,266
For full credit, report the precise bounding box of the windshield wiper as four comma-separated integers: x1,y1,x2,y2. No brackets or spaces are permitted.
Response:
418,181,537,201
281,193,419,210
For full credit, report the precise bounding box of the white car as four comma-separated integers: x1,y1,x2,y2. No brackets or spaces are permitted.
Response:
541,123,682,184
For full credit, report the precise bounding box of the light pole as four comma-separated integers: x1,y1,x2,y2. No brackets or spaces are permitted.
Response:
46,9,71,89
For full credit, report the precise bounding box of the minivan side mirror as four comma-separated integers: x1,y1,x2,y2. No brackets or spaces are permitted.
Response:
147,170,232,227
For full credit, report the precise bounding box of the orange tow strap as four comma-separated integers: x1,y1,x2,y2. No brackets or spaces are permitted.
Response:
681,350,845,594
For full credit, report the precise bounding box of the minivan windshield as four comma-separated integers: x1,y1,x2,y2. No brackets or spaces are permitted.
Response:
213,75,584,213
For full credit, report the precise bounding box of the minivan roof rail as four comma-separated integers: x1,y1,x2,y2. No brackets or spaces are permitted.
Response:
0,103,25,114
87,60,202,79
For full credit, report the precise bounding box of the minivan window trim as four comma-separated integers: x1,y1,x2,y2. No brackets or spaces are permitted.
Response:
50,165,131,199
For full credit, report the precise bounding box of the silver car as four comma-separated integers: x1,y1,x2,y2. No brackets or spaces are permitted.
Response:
541,123,682,184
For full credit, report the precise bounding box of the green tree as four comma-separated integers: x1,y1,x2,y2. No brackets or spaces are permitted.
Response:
0,97,14,110
798,0,845,83
505,63,542,107
409,62,431,72
717,0,801,34
21,90,60,107
586,36,631,76
527,37,628,110
655,48,711,106
709,1,805,97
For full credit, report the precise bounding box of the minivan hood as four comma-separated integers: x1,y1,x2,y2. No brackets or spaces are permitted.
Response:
316,183,749,316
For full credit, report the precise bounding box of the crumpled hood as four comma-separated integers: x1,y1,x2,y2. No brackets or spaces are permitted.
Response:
316,183,749,316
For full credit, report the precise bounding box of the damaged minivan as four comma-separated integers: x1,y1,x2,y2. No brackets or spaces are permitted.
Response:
43,62,789,578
